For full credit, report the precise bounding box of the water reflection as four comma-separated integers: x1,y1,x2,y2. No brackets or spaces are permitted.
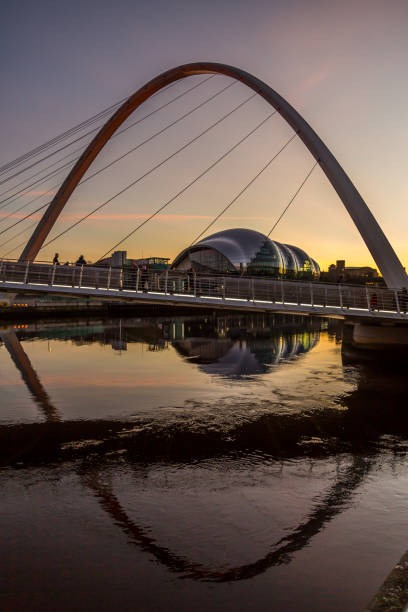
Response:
82,452,373,583
0,326,375,583
1,313,408,595
173,330,318,379
2,313,408,459
0,329,60,422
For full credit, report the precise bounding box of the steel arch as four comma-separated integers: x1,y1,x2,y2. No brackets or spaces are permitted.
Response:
19,62,408,288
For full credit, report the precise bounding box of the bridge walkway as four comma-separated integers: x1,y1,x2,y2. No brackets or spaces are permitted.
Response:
1,259,407,321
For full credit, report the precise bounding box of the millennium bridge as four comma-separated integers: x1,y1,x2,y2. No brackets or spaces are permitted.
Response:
1,62,407,340
1,258,407,323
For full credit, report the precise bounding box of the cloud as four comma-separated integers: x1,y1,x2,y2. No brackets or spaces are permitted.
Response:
297,66,331,96
58,213,270,222
0,212,43,220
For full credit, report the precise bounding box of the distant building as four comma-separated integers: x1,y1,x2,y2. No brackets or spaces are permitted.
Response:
325,259,378,283
172,228,320,279
97,250,169,270
344,266,378,281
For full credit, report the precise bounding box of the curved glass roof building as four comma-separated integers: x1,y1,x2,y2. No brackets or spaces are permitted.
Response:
172,228,320,278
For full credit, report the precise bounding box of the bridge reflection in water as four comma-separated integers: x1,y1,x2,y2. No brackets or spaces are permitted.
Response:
1,313,408,595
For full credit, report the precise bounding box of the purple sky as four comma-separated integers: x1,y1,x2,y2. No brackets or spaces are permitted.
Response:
1,0,408,268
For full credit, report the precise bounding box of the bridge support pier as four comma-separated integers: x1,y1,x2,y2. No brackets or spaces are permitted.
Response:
344,320,408,350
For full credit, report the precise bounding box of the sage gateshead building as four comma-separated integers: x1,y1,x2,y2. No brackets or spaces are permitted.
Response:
171,228,320,279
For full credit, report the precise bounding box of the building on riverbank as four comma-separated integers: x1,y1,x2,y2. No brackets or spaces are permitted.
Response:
322,259,379,284
171,228,320,279
97,250,169,270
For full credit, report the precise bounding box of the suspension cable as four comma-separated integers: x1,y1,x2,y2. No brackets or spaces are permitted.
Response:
38,94,263,254
0,148,79,205
0,201,50,238
1,81,190,207
96,113,276,261
0,79,236,235
0,77,216,204
1,226,39,258
0,81,237,227
0,186,63,229
0,98,127,177
2,132,319,263
0,163,72,217
267,162,318,237
67,82,236,194
0,75,216,189
0,220,38,252
0,77,198,177
190,133,298,246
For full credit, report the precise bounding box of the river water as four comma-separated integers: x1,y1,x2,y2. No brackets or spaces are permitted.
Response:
1,312,408,611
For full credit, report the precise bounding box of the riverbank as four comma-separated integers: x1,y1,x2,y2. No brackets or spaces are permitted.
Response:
366,550,408,611
0,297,232,322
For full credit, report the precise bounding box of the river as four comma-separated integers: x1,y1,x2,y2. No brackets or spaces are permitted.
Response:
1,312,408,611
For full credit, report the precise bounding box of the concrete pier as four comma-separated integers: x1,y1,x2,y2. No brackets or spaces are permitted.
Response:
344,320,408,350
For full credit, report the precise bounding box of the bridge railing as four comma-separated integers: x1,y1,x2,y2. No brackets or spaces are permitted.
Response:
0,259,406,315
177,273,402,314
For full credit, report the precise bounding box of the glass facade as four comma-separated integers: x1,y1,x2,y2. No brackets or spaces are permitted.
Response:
172,229,320,279
278,244,298,276
246,240,283,276
174,247,234,273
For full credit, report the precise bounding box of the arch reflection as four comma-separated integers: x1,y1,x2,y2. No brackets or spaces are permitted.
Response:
0,314,387,583
83,454,371,582
0,329,60,422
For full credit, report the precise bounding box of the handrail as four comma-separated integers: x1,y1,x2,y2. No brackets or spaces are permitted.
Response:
1,259,407,320
0,257,393,290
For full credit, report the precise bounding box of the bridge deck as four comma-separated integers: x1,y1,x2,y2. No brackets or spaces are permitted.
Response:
1,260,407,321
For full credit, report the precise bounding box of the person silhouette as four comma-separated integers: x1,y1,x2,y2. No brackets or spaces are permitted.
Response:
370,293,378,311
75,255,86,266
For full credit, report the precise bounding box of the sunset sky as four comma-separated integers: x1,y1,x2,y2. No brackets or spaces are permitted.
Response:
1,0,408,270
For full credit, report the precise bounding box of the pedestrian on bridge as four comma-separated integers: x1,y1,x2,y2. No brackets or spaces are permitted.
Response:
370,292,378,311
76,255,86,266
141,265,148,292
52,253,60,265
